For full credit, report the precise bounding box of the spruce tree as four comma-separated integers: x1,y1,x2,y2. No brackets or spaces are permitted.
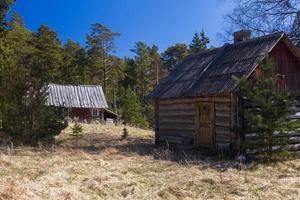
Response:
189,30,210,54
119,87,148,128
235,54,300,158
33,25,63,83
62,39,88,84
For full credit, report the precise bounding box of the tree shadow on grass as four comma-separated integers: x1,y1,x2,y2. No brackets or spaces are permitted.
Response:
57,133,244,170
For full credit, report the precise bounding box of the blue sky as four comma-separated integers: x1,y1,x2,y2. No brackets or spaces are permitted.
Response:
10,0,234,57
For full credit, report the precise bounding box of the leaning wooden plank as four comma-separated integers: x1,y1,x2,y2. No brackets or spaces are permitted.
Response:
246,136,300,146
247,143,300,154
287,143,300,151
245,131,300,139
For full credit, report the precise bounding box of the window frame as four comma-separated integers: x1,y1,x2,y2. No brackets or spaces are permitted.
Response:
91,109,99,117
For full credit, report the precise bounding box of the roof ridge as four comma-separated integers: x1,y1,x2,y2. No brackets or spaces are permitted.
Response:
229,32,284,47
48,83,103,87
186,32,284,60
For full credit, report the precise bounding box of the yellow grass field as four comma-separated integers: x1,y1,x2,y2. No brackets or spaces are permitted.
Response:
0,123,299,200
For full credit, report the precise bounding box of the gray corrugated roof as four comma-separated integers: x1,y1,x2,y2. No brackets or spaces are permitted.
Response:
147,32,299,100
46,84,108,108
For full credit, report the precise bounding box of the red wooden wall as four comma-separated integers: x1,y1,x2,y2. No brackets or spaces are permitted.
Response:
69,108,92,121
270,41,300,91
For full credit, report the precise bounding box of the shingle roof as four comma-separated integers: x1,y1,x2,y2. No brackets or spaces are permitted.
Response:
46,84,108,108
147,32,300,100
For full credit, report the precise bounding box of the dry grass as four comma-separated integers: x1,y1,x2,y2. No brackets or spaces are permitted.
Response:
0,123,299,200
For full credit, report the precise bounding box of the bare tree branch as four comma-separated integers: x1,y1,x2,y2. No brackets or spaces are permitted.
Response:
224,0,300,38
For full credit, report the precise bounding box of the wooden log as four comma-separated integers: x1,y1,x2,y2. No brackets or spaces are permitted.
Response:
159,121,194,125
158,135,193,145
215,110,231,117
215,134,231,143
215,143,231,150
159,109,195,117
215,117,231,127
159,104,195,111
215,127,231,135
159,129,195,138
158,95,231,105
159,116,195,123
215,103,231,111
159,124,195,131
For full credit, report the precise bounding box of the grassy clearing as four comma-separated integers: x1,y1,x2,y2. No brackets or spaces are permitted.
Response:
0,123,299,200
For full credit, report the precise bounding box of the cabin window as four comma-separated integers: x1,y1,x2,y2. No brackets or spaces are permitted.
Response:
92,109,99,117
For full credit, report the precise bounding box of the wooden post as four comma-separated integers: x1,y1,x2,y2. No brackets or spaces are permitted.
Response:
155,101,159,145
101,109,104,122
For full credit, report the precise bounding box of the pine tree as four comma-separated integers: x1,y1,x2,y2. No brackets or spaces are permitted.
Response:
235,54,300,158
0,16,67,145
189,30,210,54
130,42,152,100
149,45,164,86
86,23,120,94
161,43,189,71
105,55,125,112
33,25,63,83
62,39,88,84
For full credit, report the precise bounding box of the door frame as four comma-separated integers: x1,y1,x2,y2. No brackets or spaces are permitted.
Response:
195,101,215,148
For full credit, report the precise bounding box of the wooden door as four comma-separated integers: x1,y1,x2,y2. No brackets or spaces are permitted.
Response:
196,102,214,147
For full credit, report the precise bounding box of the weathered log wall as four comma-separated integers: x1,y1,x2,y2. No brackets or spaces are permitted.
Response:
156,94,236,150
244,97,300,153
157,99,196,146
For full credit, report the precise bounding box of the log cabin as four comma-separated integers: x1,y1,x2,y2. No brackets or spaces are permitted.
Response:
147,30,300,151
47,84,118,123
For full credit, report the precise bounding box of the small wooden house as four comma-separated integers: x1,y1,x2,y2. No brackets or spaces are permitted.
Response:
147,31,300,151
47,84,117,122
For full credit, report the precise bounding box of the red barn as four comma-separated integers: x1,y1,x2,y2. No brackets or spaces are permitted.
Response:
47,84,118,123
147,31,300,152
